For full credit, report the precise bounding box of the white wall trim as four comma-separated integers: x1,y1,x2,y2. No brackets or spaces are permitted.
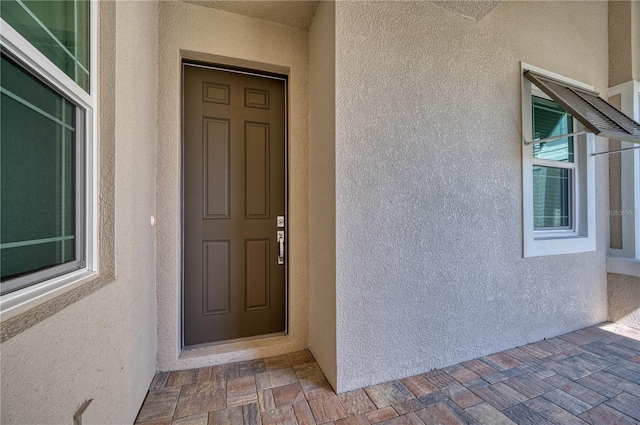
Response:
607,257,640,278
608,80,640,260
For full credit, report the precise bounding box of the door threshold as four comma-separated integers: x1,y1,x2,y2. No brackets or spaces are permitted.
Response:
182,331,287,353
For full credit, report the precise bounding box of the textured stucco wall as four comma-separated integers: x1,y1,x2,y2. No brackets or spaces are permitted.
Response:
609,1,634,87
635,1,640,81
609,273,640,329
308,0,337,388
334,1,610,392
156,1,309,370
0,1,159,423
609,0,640,85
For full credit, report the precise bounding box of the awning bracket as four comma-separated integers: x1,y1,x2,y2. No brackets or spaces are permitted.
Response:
592,144,640,156
524,131,589,146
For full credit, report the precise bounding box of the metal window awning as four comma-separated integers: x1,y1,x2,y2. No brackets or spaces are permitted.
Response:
524,70,640,155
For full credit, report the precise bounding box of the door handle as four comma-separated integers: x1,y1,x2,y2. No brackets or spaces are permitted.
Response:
277,231,285,265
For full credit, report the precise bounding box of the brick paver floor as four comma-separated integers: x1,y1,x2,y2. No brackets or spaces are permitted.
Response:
136,323,640,424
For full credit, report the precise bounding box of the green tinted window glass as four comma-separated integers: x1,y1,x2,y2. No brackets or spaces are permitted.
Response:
0,0,90,92
1,53,78,288
532,96,574,162
533,165,571,229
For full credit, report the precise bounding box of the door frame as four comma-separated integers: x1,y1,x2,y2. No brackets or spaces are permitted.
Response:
180,60,289,349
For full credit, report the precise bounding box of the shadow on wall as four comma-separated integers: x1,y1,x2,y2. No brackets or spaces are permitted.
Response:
609,273,640,329
431,1,502,21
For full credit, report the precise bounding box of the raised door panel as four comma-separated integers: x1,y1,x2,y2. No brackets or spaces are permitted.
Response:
244,122,270,219
244,239,270,310
203,118,230,219
203,240,230,315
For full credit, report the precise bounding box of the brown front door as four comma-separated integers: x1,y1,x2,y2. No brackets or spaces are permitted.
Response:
182,63,286,346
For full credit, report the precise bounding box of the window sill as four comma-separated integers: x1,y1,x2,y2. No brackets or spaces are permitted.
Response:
607,257,640,278
0,269,98,321
524,234,596,257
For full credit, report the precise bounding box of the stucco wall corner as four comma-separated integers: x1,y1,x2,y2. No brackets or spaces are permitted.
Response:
633,0,640,82
609,0,635,87
308,0,337,389
608,273,640,329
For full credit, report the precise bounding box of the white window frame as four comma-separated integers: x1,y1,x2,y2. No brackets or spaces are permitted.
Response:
0,2,98,320
521,63,596,257
530,88,578,234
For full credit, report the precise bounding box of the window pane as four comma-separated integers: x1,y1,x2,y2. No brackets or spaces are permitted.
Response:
533,165,571,229
0,0,90,91
1,53,79,288
532,96,574,162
